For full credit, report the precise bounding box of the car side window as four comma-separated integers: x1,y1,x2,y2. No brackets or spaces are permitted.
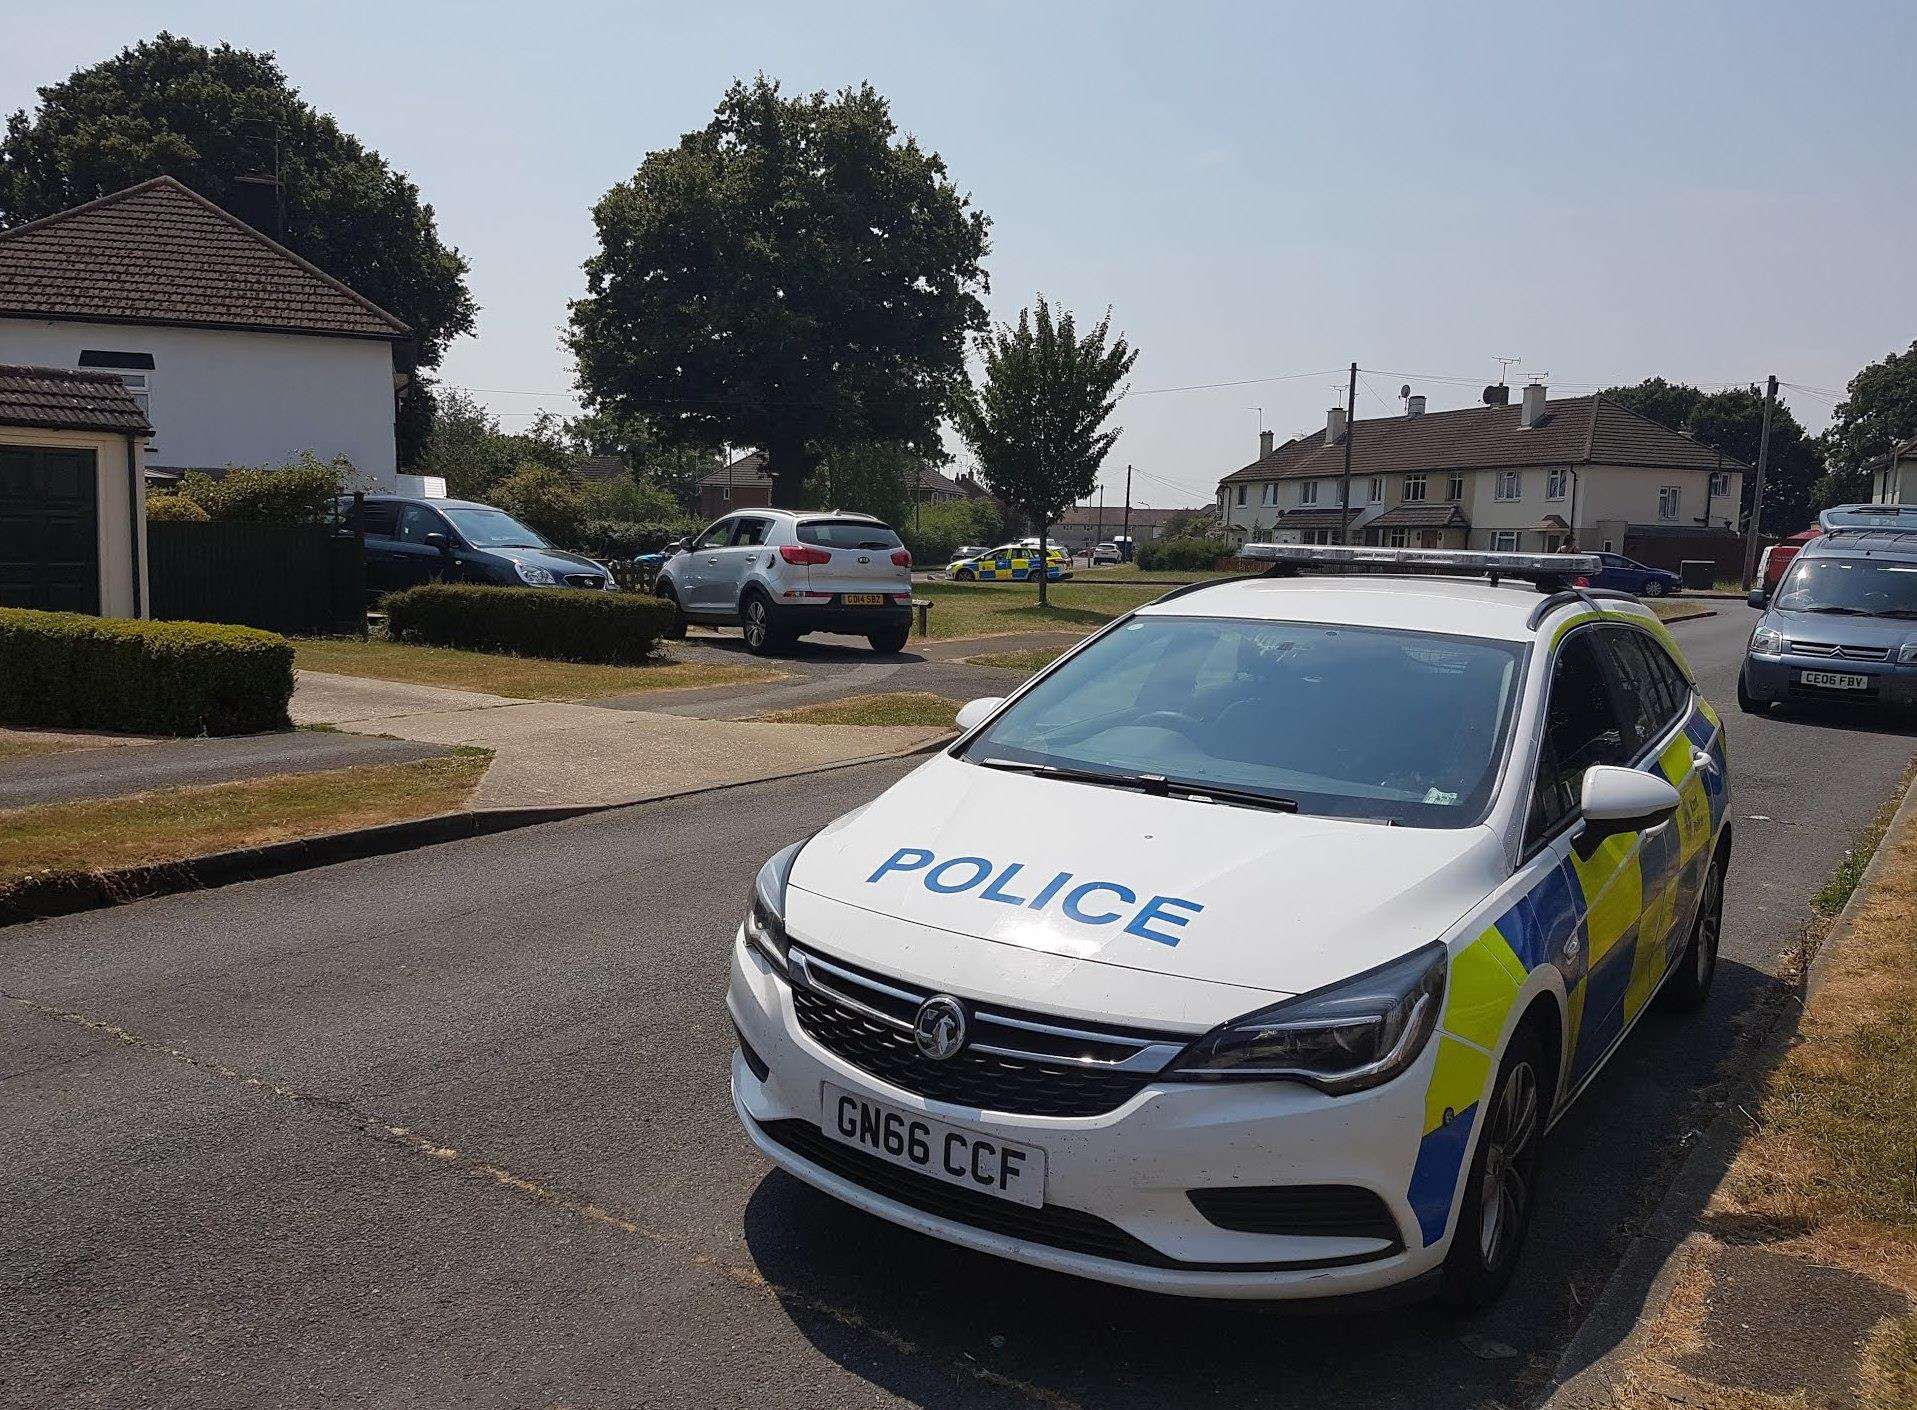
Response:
359,501,400,539
1529,632,1631,844
732,517,771,547
397,504,445,544
1599,627,1681,754
692,519,736,552
1643,637,1694,717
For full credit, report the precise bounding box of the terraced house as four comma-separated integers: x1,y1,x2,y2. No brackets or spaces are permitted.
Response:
1216,384,1747,571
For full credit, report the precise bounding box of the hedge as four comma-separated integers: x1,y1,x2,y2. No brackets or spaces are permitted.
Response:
382,583,675,664
0,608,294,736
573,517,703,560
1137,536,1234,571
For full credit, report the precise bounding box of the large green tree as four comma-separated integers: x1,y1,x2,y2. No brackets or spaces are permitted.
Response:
0,33,477,461
1600,378,1823,533
568,77,990,508
1820,341,1917,505
955,297,1137,605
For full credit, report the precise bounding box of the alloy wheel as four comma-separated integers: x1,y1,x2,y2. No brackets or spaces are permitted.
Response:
1478,1059,1539,1269
744,598,768,650
1695,867,1723,988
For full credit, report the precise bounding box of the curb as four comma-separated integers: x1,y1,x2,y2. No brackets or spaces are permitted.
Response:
1540,768,1917,1408
0,732,954,930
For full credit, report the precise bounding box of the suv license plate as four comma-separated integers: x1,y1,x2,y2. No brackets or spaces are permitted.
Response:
1800,670,1869,691
842,593,886,606
821,1084,1046,1208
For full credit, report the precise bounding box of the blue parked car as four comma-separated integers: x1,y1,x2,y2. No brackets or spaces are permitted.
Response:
1586,551,1682,599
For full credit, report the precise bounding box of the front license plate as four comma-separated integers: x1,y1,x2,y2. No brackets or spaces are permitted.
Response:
821,1083,1046,1208
1800,670,1870,691
841,593,887,606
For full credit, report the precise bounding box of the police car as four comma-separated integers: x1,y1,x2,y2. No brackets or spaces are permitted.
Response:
729,544,1730,1307
948,542,1071,582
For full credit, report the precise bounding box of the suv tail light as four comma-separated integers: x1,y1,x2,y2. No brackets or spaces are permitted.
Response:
779,544,832,565
891,549,912,567
1573,574,1591,587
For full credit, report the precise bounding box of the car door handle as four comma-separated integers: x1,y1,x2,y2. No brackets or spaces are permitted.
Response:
1691,748,1717,774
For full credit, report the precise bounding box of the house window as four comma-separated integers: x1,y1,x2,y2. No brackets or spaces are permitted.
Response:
1659,485,1681,520
1301,528,1334,545
1546,468,1567,501
1495,471,1522,502
1299,480,1318,506
1447,472,1464,502
1403,473,1428,503
1261,482,1278,506
1709,471,1731,497
1235,485,1247,506
1368,475,1384,504
78,349,154,425
1602,538,1615,553
1386,528,1410,548
1492,530,1521,552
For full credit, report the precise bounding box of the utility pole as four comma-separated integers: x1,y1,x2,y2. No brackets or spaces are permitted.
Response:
1338,362,1358,544
1740,375,1778,589
1095,484,1105,562
1121,463,1133,555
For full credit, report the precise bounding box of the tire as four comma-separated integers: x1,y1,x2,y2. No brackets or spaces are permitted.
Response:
955,568,976,582
868,625,910,654
740,591,789,656
1659,859,1723,1012
1440,1022,1546,1311
655,581,687,639
1737,672,1766,715
1640,578,1667,599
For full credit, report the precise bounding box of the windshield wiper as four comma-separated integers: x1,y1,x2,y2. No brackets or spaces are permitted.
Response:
975,757,1299,812
1797,605,1871,615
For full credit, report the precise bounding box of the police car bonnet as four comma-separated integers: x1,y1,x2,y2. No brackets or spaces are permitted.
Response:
783,753,1505,996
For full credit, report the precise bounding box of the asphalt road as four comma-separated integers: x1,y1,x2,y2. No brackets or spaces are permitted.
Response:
4,607,1911,1409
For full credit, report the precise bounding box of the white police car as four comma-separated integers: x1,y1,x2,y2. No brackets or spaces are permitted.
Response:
729,545,1730,1307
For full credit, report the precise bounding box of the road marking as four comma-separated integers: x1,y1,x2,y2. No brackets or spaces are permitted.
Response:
6,994,1086,1410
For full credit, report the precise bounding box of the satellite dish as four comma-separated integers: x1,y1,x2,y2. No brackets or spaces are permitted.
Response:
1399,384,1411,400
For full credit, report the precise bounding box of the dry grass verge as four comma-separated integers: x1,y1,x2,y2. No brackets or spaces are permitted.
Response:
295,637,778,700
756,692,959,728
960,647,1066,674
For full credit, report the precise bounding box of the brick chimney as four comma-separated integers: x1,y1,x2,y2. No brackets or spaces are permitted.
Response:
1259,429,1275,457
1520,382,1547,429
1326,407,1348,445
1406,394,1426,418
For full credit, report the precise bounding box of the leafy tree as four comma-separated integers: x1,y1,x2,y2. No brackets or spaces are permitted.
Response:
487,463,588,546
0,33,477,462
955,298,1138,605
176,452,360,523
807,442,930,526
144,493,209,522
418,388,567,501
568,77,990,508
1821,340,1917,504
566,405,715,511
1601,378,1823,534
581,475,681,523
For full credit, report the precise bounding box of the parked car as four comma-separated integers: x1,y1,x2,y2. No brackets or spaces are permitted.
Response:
343,495,613,601
1585,551,1681,598
1756,526,1820,600
1091,541,1122,565
1740,507,1917,713
947,542,1072,582
654,508,912,655
952,545,991,562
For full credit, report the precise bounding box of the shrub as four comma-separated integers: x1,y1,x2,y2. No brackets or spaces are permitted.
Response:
574,517,703,559
1137,536,1231,571
901,498,1005,565
178,452,357,523
487,462,588,545
580,475,682,523
0,608,294,736
382,583,674,664
146,493,210,522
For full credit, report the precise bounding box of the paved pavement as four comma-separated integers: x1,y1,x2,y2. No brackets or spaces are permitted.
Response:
292,668,951,809
0,730,452,808
4,610,1911,1408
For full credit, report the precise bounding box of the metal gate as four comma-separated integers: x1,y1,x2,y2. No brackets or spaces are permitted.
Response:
0,445,100,613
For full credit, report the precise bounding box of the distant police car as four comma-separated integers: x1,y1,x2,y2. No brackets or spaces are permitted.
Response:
729,544,1730,1307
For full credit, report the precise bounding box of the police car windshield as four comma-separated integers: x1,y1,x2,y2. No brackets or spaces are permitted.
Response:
960,616,1526,827
1776,557,1917,617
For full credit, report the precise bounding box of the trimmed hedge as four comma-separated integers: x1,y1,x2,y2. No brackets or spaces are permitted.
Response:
382,583,675,664
0,608,294,736
1137,536,1233,571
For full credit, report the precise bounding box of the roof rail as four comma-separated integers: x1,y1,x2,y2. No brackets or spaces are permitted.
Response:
1241,542,1602,593
1524,586,1641,630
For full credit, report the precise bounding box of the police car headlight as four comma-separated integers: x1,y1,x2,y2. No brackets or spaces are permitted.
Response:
1166,942,1447,1094
1749,626,1786,656
744,839,806,977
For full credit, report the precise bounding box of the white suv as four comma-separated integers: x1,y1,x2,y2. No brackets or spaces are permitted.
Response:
655,509,914,655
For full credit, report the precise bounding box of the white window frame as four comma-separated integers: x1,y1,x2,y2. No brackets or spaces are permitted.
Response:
1708,470,1731,497
1659,485,1681,520
1545,468,1567,501
1495,471,1522,502
1235,484,1247,506
1491,529,1520,552
1446,472,1465,502
1402,473,1428,503
1299,480,1318,506
1368,475,1385,504
1386,528,1410,548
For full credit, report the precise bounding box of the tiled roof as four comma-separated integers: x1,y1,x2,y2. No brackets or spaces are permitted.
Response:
1219,396,1742,486
1369,503,1470,529
0,177,408,341
1054,505,1199,527
576,455,630,483
699,451,770,487
0,363,151,434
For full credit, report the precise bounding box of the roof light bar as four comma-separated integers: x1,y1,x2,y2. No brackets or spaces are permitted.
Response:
1242,542,1600,579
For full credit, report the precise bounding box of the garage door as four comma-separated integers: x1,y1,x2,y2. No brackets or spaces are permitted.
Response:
0,446,100,613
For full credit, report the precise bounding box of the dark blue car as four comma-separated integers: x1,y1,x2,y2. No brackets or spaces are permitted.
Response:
1587,551,1681,598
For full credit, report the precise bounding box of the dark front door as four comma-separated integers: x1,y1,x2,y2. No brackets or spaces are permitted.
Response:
0,446,100,613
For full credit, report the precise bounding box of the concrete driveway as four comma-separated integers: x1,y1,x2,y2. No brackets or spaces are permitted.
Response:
5,609,1911,1408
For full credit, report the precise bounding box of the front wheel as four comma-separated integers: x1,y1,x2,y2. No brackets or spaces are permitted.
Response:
1440,1024,1545,1310
1737,672,1766,715
955,568,976,582
1640,578,1667,599
1659,859,1723,1012
868,625,910,654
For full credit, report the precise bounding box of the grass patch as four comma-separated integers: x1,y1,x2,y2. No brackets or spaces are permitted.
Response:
756,692,959,728
0,754,491,889
916,580,1168,639
1865,1313,1917,1408
0,730,119,763
294,636,779,700
1068,565,1238,584
962,647,1067,674
1649,599,1714,622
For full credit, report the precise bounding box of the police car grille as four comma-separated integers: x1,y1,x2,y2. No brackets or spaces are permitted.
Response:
787,946,1181,1119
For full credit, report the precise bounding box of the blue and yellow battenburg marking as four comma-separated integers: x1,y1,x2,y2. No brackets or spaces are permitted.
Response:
961,551,1067,582
1404,666,1727,1246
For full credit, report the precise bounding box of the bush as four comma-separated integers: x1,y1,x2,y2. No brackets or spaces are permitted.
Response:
0,608,294,736
145,493,210,522
176,452,357,524
487,462,588,545
382,583,675,664
1137,536,1231,572
574,517,703,560
580,475,682,523
901,498,1005,565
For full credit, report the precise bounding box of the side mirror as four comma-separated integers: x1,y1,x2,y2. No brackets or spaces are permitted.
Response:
1746,588,1767,608
669,538,690,554
424,531,452,554
954,697,1004,732
1577,765,1680,853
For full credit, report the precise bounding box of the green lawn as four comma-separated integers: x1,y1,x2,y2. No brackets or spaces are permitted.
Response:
294,637,781,700
915,580,1170,639
1067,564,1239,583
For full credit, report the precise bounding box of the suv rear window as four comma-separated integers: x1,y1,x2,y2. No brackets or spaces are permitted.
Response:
798,520,901,550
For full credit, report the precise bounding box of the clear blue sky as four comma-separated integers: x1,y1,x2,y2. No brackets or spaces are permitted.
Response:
8,1,1914,507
